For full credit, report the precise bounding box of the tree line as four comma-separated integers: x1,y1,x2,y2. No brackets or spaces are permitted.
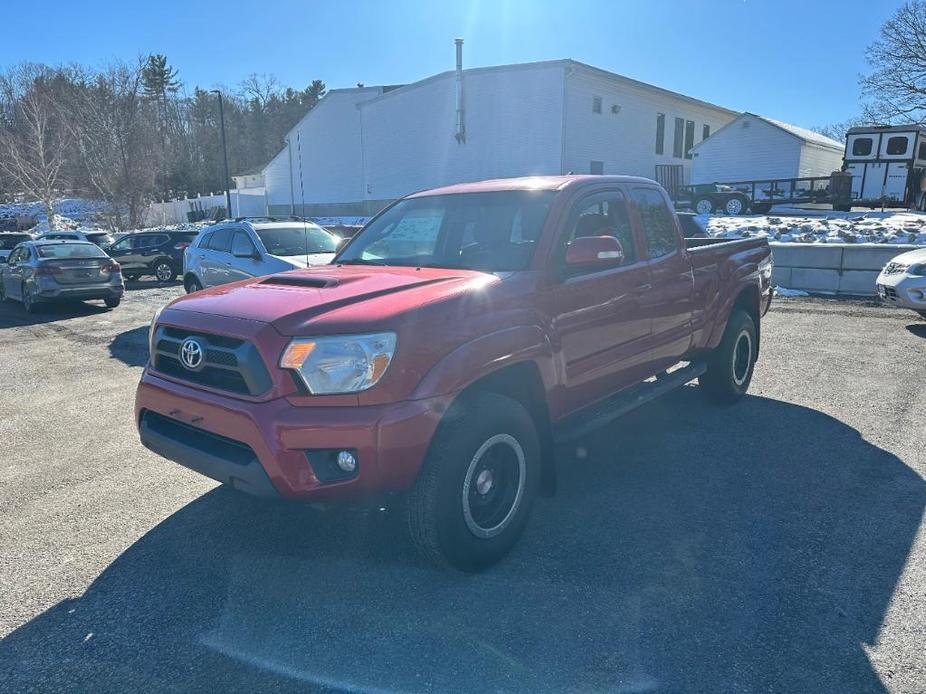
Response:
0,55,325,229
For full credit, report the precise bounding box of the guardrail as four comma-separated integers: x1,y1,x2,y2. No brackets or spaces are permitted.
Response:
769,242,920,296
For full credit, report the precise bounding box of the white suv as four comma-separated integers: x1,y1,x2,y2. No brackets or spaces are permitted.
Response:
876,248,926,319
183,218,340,292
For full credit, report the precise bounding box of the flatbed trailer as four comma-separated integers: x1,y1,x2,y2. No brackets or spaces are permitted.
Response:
674,174,849,215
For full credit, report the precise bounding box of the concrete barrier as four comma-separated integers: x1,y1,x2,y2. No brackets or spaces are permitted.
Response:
769,242,920,296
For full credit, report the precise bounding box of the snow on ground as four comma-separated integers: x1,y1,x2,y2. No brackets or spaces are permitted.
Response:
697,209,926,245
0,198,110,233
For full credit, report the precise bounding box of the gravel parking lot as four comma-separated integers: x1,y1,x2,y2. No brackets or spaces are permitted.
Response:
1,285,925,693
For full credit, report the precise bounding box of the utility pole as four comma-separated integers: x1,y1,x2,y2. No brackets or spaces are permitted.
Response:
211,89,233,218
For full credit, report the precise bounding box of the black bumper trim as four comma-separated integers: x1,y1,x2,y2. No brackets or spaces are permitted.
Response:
139,410,279,498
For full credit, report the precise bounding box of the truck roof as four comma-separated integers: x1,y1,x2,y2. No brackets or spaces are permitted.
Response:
406,174,658,198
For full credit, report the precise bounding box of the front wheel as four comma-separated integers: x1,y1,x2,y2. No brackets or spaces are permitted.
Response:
699,309,757,403
405,392,540,571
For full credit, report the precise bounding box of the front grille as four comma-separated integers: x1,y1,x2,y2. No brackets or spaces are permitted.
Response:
884,286,898,299
152,327,272,396
142,410,255,465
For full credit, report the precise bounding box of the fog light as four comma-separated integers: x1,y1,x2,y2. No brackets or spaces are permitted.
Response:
336,450,357,473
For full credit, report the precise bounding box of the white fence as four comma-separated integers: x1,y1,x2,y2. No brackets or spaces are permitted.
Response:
144,188,268,226
770,242,919,296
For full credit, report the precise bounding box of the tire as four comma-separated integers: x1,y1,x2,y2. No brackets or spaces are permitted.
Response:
104,296,121,308
405,391,540,571
0,281,6,302
723,195,749,215
184,275,203,293
694,196,715,215
699,309,757,404
917,310,926,320
154,261,176,283
21,282,37,314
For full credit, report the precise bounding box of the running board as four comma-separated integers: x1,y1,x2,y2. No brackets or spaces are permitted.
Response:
553,362,707,444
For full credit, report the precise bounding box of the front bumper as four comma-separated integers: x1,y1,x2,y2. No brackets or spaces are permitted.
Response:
135,369,449,502
876,273,926,311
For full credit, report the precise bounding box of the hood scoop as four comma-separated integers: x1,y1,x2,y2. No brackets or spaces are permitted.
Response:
261,274,339,288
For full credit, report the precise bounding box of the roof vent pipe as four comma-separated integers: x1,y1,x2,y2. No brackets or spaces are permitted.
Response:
454,38,465,143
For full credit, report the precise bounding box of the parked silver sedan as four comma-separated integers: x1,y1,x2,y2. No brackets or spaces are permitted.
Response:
0,240,124,313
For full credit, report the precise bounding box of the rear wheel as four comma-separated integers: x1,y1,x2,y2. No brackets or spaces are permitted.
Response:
21,282,37,314
724,195,749,215
104,296,121,308
694,196,715,215
154,261,176,283
184,275,203,293
699,309,757,403
405,392,540,571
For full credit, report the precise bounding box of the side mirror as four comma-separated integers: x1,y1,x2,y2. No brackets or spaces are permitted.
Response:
565,235,625,269
234,249,261,261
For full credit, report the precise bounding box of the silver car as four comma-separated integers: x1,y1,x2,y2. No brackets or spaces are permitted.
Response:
182,218,339,292
876,247,926,319
0,240,124,313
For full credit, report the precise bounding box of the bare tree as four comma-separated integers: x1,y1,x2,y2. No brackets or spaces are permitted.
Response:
67,61,161,229
811,116,869,142
0,64,71,229
861,0,926,123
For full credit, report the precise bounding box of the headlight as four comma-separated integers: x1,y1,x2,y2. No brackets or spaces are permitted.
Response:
148,305,165,362
908,263,926,277
280,332,397,394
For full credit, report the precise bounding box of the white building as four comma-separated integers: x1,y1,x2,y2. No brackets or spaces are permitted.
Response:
263,55,739,216
232,166,265,190
690,112,844,185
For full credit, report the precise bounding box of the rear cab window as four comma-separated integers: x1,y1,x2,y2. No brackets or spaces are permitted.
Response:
631,188,679,259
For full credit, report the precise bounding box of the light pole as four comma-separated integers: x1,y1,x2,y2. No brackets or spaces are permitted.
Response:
211,89,233,218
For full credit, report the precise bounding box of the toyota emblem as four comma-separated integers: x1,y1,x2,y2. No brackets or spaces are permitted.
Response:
179,338,204,370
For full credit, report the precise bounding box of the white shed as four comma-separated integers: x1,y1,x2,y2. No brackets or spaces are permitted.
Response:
690,112,844,185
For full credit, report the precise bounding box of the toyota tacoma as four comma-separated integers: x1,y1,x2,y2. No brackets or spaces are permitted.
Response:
136,175,772,570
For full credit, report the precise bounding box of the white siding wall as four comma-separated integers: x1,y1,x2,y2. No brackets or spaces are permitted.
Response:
797,143,844,178
360,63,566,200
563,65,736,181
265,87,383,208
691,116,803,184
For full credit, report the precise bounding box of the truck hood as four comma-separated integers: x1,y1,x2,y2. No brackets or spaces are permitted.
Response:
166,264,499,334
270,252,335,268
888,247,926,266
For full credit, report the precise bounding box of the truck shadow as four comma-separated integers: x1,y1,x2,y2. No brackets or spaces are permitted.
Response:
2,389,922,692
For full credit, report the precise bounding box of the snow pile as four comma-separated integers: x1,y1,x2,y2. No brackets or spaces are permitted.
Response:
697,210,926,245
0,198,109,233
774,286,810,297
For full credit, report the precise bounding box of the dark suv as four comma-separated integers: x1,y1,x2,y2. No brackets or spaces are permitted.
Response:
106,230,199,282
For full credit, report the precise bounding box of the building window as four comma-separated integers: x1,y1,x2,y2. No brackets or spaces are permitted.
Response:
592,96,602,114
702,124,710,141
655,113,665,155
590,160,604,175
673,117,684,158
684,120,695,159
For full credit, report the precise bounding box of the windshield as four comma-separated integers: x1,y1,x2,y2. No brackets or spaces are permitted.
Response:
256,226,338,256
37,243,107,259
336,191,555,271
0,235,30,250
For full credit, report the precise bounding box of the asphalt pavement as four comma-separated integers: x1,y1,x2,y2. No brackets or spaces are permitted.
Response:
1,284,924,693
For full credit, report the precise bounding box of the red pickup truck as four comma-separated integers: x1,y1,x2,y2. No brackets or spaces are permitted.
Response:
136,175,772,570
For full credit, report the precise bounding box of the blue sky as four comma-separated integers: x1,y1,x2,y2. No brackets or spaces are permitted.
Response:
0,0,903,128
